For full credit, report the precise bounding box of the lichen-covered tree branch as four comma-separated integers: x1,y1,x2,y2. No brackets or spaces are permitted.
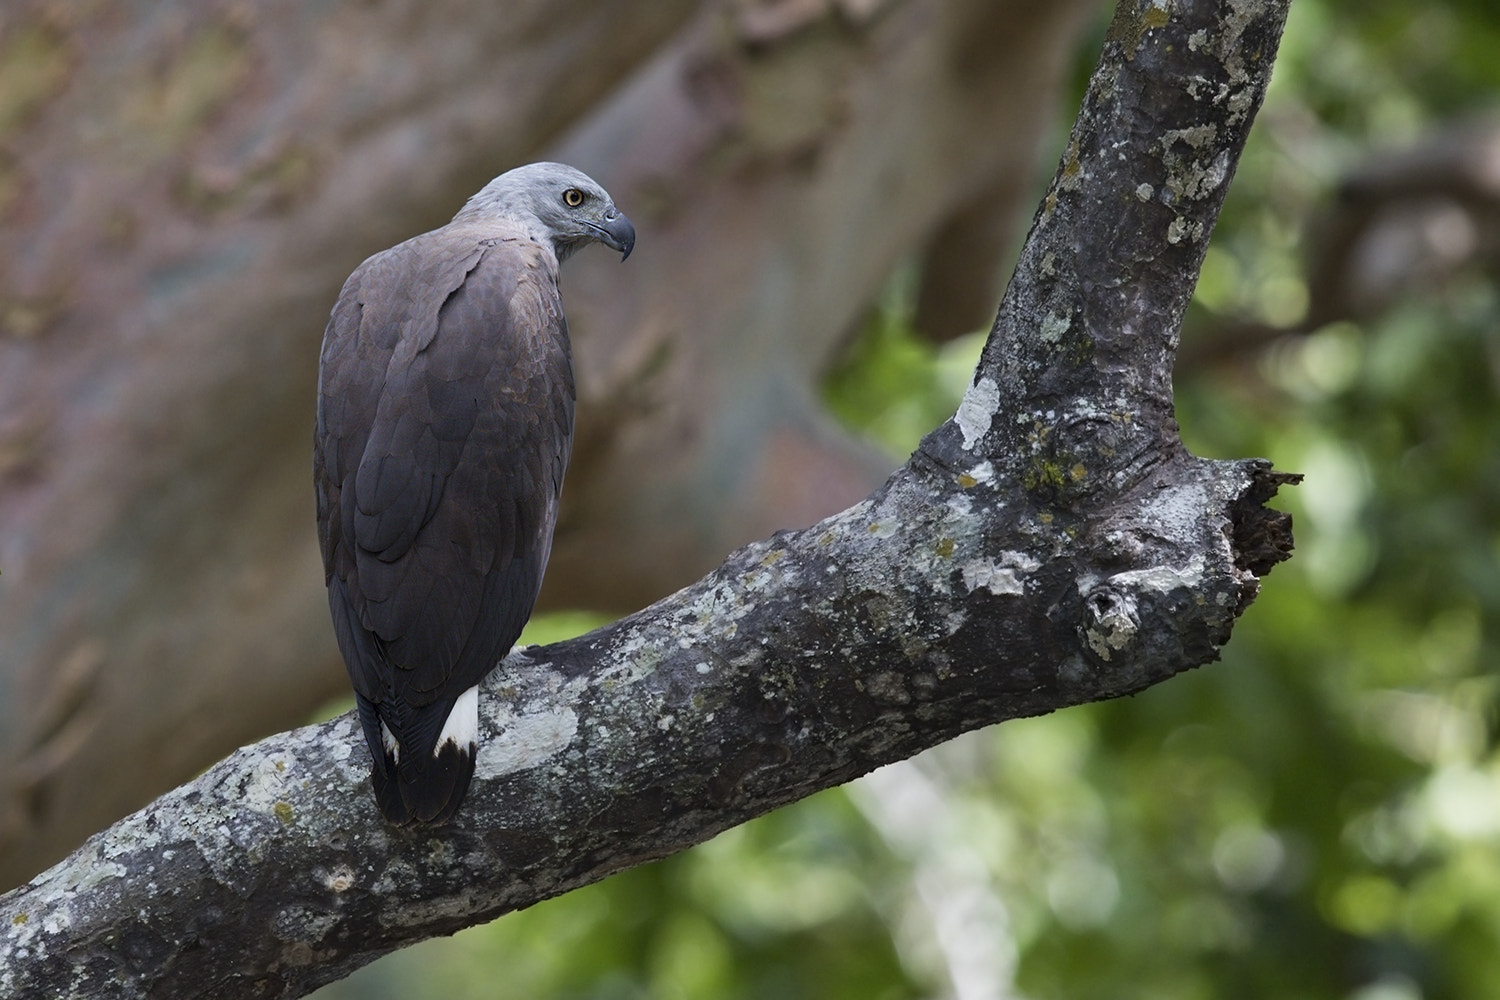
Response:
0,0,1297,996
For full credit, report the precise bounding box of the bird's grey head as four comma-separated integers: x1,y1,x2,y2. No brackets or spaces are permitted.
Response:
454,162,635,264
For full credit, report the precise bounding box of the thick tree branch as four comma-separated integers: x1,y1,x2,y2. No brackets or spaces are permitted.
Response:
0,1,1297,997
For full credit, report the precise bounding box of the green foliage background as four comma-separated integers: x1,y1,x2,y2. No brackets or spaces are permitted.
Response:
316,1,1500,996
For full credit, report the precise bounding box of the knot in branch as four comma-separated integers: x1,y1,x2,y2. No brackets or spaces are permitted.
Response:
1079,587,1140,660
1012,405,1160,505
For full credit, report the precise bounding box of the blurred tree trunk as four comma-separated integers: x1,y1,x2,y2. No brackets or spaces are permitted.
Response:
0,0,1097,889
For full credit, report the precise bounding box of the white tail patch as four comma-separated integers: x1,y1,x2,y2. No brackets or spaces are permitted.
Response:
435,686,480,756
380,719,400,763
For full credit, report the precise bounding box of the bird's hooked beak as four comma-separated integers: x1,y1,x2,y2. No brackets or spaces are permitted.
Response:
590,209,636,261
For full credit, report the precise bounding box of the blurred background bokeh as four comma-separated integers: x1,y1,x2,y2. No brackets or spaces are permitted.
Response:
3,0,1499,996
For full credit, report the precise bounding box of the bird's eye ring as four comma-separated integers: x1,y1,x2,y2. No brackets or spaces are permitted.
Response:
563,188,585,208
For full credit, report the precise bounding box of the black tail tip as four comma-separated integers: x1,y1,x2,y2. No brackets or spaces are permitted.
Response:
371,742,476,826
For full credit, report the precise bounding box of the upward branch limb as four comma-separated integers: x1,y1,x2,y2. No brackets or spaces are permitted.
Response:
0,1,1297,997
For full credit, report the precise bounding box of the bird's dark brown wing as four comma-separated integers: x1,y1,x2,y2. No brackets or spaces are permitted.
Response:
314,223,574,822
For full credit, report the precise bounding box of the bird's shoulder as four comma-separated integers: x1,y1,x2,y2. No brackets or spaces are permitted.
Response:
320,221,564,390
355,219,554,313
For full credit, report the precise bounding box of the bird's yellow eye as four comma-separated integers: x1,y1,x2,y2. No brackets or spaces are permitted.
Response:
563,188,585,208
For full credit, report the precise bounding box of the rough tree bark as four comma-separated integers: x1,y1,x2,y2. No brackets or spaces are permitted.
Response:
0,0,1094,889
0,0,1297,996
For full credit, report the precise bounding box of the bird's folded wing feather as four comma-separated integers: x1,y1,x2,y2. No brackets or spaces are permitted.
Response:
314,225,574,708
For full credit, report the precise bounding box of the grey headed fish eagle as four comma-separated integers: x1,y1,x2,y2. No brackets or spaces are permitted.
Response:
315,162,634,824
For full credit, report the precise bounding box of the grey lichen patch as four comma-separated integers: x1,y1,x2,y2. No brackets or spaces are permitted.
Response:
1082,625,1124,660
957,460,995,489
1039,311,1072,343
1105,557,1208,595
1186,0,1283,119
932,487,967,525
742,543,800,592
2,880,85,996
1166,216,1196,245
1162,123,1218,151
1140,480,1215,551
1222,0,1274,69
1161,137,1230,205
605,633,667,689
242,750,301,816
960,551,1040,597
55,852,128,899
685,575,761,629
475,705,579,781
956,376,1000,450
1158,129,1230,245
